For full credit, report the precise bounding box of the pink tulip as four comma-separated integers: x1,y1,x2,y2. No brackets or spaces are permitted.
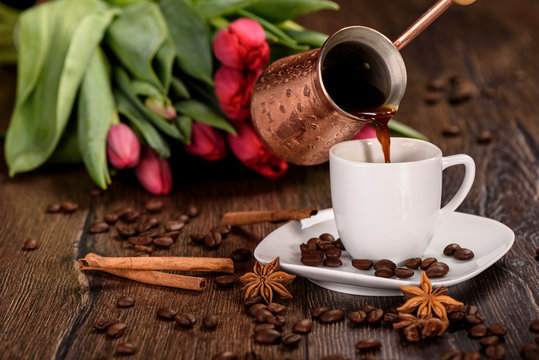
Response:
227,122,288,179
135,147,172,195
184,122,227,161
145,97,176,119
214,66,259,122
213,18,270,71
106,123,141,169
353,124,377,140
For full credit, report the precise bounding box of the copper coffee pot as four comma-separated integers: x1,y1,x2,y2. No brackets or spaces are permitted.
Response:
251,0,476,165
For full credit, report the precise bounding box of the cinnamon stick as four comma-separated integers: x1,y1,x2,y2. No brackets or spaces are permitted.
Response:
220,208,319,226
84,267,206,291
78,253,234,274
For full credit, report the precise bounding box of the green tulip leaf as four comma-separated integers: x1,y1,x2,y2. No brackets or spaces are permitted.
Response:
48,119,82,164
77,48,114,189
175,115,193,144
388,118,429,141
194,0,259,19
170,77,191,100
245,0,339,23
5,0,117,177
282,29,328,48
159,0,213,85
175,99,236,135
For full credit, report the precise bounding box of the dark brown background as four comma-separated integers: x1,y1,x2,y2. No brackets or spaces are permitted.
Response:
0,0,538,358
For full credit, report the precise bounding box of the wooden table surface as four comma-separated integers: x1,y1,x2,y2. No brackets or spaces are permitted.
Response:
1,0,538,359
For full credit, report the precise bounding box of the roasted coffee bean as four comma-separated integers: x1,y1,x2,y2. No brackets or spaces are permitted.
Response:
479,335,499,347
116,342,137,355
318,241,335,251
272,315,286,328
205,231,222,248
349,310,367,325
373,259,396,270
215,275,235,288
323,257,342,267
448,311,465,323
230,248,251,262
139,229,159,238
454,248,474,260
128,236,152,245
374,268,394,278
89,221,109,234
157,307,176,320
428,77,447,91
334,239,346,250
352,259,373,270
249,304,268,317
300,251,324,267
244,296,264,307
23,238,38,251
177,214,190,223
360,305,378,313
443,243,461,256
468,324,488,338
254,309,274,323
488,323,507,336
254,329,281,344
383,312,400,325
319,309,344,323
312,306,330,318
300,243,316,252
190,234,205,244
426,262,449,278
212,225,232,236
404,257,422,269
424,91,442,104
440,349,464,360
94,318,119,331
325,247,342,259
153,236,174,248
319,233,335,242
212,351,237,360
530,319,539,333
46,203,61,213
133,244,153,254
186,205,199,217
293,319,313,334
484,345,505,360
145,199,163,213
117,225,136,238
420,257,437,270
442,124,461,136
61,201,79,213
449,77,477,104
164,220,185,232
394,267,414,279
175,313,196,328
103,213,119,224
367,309,384,324
355,338,382,351
122,210,139,223
465,314,484,326
463,352,480,360
254,323,276,333
467,305,478,315
135,219,160,233
203,314,220,329
117,296,135,308
106,322,127,338
476,131,493,144
521,344,539,360
307,237,321,247
267,303,286,315
282,333,301,347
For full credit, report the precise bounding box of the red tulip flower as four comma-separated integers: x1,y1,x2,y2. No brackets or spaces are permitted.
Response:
135,147,172,195
213,18,270,72
106,123,141,169
214,66,259,122
227,122,288,179
184,122,227,161
353,124,377,140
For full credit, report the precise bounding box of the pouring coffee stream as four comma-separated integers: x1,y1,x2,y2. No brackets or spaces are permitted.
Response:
251,0,477,165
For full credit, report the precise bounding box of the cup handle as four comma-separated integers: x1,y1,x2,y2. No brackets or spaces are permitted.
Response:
439,154,476,217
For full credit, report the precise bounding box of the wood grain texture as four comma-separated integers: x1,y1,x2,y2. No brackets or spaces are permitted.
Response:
0,0,538,358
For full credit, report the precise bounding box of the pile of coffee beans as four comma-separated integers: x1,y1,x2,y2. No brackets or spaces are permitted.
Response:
444,243,475,260
299,233,345,267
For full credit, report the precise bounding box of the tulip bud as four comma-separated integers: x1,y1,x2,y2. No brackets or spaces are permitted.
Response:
214,66,259,122
227,122,288,179
353,124,377,140
145,97,176,119
184,122,227,161
213,18,270,71
135,147,172,195
106,123,141,169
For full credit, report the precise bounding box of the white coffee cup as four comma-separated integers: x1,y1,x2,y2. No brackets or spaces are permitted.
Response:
329,138,475,263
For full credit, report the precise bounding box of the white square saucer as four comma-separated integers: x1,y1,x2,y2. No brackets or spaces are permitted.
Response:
253,209,514,296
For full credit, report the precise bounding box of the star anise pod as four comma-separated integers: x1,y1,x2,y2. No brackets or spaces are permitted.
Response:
397,271,463,322
393,313,448,342
239,257,295,304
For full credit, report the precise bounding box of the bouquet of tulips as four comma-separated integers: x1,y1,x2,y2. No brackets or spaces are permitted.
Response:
4,0,422,194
